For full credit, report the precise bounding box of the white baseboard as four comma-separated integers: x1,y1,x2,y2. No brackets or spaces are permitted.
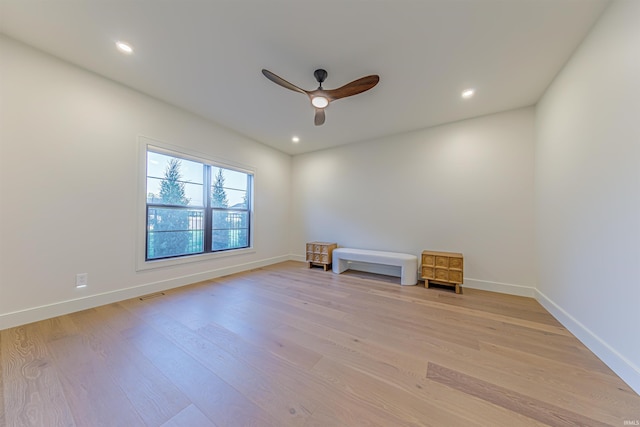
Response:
289,254,306,263
4,255,637,396
462,277,536,297
290,255,537,297
0,255,289,331
535,289,640,395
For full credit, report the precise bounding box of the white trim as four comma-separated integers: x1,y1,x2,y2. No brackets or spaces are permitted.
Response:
462,277,536,297
137,136,148,269
3,253,638,396
296,255,640,392
535,288,640,395
295,252,536,296
136,135,256,272
137,247,256,271
290,254,307,263
0,255,289,331
139,135,256,174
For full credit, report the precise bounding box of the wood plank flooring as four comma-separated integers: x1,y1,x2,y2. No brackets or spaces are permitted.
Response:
1,261,639,426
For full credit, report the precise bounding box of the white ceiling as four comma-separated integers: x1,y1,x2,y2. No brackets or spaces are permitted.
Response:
0,0,609,155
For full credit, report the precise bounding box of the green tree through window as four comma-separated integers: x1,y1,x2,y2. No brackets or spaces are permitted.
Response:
146,147,251,260
160,159,190,205
150,159,193,258
212,168,229,208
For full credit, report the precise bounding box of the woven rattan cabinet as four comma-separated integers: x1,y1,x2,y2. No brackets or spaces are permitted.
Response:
421,250,464,293
306,242,338,271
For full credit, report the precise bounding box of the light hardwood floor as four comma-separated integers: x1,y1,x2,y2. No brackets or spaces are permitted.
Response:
1,261,639,426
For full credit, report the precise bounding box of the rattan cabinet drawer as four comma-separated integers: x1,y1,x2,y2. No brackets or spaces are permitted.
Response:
421,267,435,280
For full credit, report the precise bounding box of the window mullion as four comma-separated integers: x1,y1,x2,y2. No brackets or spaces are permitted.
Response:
247,174,252,247
204,164,212,253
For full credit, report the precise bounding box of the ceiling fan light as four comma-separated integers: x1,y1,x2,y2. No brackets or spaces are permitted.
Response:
311,96,329,109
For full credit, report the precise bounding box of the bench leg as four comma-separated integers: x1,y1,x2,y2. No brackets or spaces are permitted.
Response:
332,258,348,274
400,267,418,285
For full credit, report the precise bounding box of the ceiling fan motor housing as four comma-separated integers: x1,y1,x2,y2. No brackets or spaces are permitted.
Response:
314,69,328,85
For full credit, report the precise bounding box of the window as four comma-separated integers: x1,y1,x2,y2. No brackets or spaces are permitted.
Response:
145,147,252,261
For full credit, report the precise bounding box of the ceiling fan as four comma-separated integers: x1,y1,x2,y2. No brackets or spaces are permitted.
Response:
262,68,380,126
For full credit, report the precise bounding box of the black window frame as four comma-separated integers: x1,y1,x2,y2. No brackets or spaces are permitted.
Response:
145,147,252,261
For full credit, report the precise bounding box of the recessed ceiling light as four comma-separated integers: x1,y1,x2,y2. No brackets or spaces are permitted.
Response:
116,41,134,54
461,88,475,99
292,136,300,143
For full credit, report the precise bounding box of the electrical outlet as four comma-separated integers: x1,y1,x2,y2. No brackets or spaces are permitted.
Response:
76,273,88,288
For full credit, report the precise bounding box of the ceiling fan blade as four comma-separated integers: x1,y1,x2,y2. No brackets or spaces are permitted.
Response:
325,75,380,101
262,69,307,95
314,108,326,126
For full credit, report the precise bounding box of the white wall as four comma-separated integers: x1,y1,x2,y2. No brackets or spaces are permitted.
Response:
2,0,638,395
291,107,537,295
535,0,640,393
0,35,292,329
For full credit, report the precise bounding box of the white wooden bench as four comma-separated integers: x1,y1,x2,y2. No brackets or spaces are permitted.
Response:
332,248,418,285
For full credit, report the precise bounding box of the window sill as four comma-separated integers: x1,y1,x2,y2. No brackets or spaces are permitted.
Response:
136,247,255,271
